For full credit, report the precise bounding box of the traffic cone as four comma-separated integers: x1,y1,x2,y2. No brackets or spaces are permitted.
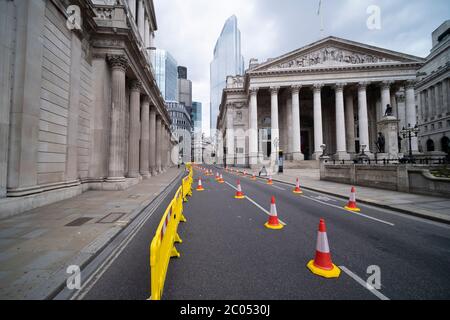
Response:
218,174,224,184
267,175,273,185
235,180,245,199
293,178,303,194
264,196,284,230
307,219,341,278
196,178,205,192
215,172,220,181
344,187,361,212
251,173,257,180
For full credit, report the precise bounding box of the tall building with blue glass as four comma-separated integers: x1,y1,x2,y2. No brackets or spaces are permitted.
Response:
192,101,202,133
152,49,178,101
210,15,245,133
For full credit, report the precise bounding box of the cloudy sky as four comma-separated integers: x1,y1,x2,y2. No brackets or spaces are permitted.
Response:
154,0,449,134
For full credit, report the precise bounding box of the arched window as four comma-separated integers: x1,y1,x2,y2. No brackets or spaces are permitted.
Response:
426,139,435,152
441,136,450,154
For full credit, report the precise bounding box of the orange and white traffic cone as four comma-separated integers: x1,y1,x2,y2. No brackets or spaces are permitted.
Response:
218,174,224,184
344,187,361,212
293,178,303,194
307,219,341,278
215,172,220,181
235,180,245,199
265,196,284,230
196,178,205,192
267,175,273,185
251,173,257,180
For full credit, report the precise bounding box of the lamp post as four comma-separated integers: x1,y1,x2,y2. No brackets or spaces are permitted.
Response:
400,123,419,163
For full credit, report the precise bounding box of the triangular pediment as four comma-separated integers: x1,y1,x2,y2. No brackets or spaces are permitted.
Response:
250,36,425,72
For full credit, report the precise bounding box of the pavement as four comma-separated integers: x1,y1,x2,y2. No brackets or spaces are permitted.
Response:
0,167,182,300
73,165,450,300
230,168,450,224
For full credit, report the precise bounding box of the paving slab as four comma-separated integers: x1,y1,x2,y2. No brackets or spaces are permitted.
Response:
0,168,182,300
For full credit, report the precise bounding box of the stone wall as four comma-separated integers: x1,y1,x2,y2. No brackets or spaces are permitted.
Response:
320,161,450,197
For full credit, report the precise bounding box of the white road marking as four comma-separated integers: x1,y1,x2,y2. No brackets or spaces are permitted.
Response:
303,194,395,227
224,181,287,226
340,266,390,301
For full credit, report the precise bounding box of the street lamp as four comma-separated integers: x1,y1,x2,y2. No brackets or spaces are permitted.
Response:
400,123,419,162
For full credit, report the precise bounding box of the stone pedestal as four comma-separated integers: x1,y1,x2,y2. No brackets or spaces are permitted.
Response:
377,116,400,159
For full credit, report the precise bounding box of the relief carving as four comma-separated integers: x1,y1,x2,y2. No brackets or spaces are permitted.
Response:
271,46,393,69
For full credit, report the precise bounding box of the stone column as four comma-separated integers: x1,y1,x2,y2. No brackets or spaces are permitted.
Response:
358,82,371,155
443,79,449,114
335,83,349,160
390,88,398,119
381,81,391,117
149,106,157,175
291,86,304,161
137,0,145,41
107,55,128,182
226,106,235,166
435,83,442,116
156,116,162,173
405,81,419,153
249,88,259,167
345,91,356,154
428,87,435,118
312,84,324,159
140,96,150,178
286,97,293,159
270,87,280,166
128,80,141,178
128,0,136,19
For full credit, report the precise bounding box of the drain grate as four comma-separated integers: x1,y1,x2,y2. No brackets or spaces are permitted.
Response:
97,212,126,224
65,217,93,227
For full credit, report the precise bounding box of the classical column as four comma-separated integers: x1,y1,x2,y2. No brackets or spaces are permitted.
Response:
291,85,304,161
107,55,128,182
381,81,391,117
140,96,150,178
358,82,371,155
149,106,157,175
312,84,324,160
128,80,141,178
286,97,293,159
128,0,136,19
405,81,419,153
137,0,145,41
345,91,356,154
156,116,162,173
443,79,449,114
435,83,442,116
335,83,350,160
390,87,398,119
270,87,280,166
428,87,435,118
249,88,259,167
226,105,235,166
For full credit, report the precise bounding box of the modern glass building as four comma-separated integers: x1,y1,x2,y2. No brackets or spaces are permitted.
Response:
210,15,245,132
152,49,178,101
192,101,202,133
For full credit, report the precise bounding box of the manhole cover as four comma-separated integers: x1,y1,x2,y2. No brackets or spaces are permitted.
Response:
65,217,93,227
97,212,126,224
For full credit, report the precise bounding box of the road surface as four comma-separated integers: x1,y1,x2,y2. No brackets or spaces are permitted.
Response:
68,165,450,300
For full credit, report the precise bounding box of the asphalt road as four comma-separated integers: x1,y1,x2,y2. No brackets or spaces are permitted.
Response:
79,165,450,300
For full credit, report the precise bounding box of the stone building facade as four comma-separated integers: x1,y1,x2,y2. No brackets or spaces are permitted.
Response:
416,20,450,156
0,0,175,217
217,37,425,169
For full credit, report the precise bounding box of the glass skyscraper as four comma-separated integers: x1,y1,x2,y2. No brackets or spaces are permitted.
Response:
192,101,202,133
210,15,245,133
152,49,178,102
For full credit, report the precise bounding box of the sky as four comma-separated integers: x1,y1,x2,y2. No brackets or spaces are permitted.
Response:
153,0,450,135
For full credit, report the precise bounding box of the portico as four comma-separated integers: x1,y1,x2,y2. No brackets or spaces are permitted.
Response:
217,37,425,170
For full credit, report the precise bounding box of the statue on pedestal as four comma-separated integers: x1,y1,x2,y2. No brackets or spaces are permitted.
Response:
384,104,393,117
376,132,386,153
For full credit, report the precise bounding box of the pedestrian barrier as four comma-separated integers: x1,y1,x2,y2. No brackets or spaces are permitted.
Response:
149,164,193,300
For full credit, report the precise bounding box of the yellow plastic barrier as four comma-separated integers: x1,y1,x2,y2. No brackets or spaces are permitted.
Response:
149,166,193,300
